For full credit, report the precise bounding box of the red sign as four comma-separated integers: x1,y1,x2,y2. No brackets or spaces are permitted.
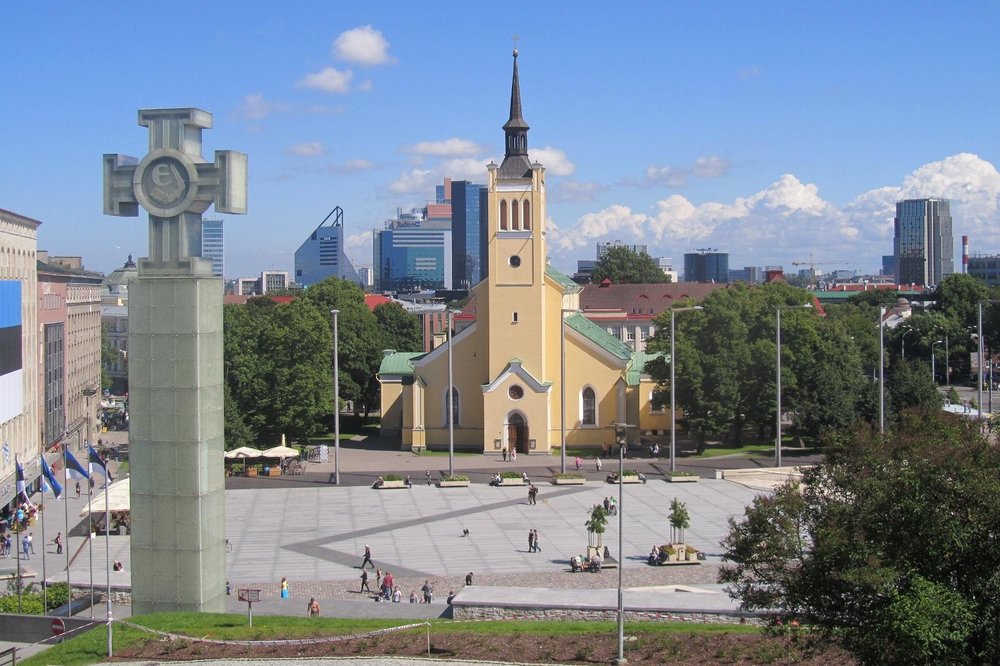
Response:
51,618,65,636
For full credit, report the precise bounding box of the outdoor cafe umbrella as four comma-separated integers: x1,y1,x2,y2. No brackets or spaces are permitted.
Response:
79,477,131,516
261,445,299,459
224,446,264,459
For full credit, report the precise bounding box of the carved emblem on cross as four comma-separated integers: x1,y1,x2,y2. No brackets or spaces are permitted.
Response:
103,108,247,275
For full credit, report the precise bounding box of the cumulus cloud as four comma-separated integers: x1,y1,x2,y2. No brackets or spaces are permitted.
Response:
404,138,486,157
334,25,395,66
639,155,732,188
531,146,575,176
389,168,435,194
297,67,353,93
346,230,372,255
237,93,289,120
287,141,325,157
693,155,732,178
551,154,1000,273
644,165,688,188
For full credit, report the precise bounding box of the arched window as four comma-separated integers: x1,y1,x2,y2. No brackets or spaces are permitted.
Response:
500,200,508,230
511,200,519,230
522,201,531,230
444,387,460,426
582,387,596,426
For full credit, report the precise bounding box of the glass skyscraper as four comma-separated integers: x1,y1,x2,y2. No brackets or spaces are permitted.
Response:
684,251,729,283
450,180,487,289
374,219,452,293
201,219,224,277
894,198,953,286
294,206,362,287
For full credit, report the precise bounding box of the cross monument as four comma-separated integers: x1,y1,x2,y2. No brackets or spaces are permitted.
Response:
103,108,246,613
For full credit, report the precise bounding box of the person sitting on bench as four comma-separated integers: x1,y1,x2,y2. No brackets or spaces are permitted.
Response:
372,476,384,489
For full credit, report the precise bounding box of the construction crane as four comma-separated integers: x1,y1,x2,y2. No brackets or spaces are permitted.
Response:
791,254,850,275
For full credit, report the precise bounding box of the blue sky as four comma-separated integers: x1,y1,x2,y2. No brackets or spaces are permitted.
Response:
5,2,1000,279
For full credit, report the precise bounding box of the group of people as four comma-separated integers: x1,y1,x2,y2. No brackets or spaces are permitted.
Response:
527,528,542,552
489,471,531,486
602,496,618,515
647,545,669,566
570,549,604,572
1,502,37,533
0,531,33,559
501,447,518,462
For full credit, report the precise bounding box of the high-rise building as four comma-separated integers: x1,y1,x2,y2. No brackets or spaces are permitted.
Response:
260,270,288,294
967,254,1000,287
201,219,224,277
894,198,954,287
450,180,487,290
684,251,729,282
597,240,648,259
373,213,452,293
294,206,362,288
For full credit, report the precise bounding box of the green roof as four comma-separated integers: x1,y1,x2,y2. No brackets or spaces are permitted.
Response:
627,350,665,386
546,265,582,293
378,352,425,377
564,313,633,362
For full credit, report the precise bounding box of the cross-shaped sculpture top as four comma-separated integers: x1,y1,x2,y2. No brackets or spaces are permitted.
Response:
103,108,247,275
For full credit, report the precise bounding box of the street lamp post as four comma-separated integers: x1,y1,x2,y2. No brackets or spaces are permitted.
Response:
611,422,631,666
670,306,702,472
331,310,340,485
879,306,886,434
931,340,943,383
447,309,456,478
901,328,913,360
560,309,575,474
978,301,985,424
776,304,812,466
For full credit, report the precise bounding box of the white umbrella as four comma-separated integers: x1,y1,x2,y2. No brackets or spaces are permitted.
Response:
80,478,131,516
224,446,264,459
261,445,299,459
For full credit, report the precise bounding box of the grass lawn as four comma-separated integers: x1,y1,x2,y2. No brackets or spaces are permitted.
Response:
21,614,763,666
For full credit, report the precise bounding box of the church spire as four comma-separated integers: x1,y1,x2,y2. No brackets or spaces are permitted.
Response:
499,48,532,179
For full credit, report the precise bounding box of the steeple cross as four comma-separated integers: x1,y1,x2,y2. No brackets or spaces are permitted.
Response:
103,108,247,275
512,33,520,55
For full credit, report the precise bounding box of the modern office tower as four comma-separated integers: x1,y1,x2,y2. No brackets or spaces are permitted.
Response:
373,210,452,293
967,255,1000,286
356,266,373,287
450,180,487,290
894,198,954,286
882,255,897,277
294,206,362,287
201,219,224,277
684,250,729,282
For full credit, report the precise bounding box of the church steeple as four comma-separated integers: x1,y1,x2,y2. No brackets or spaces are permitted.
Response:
498,49,532,179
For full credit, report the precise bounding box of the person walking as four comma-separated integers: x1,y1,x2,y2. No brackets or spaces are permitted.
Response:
528,529,535,553
307,597,320,617
511,448,517,462
533,529,541,553
595,457,602,471
575,456,582,471
27,533,34,554
54,532,63,555
421,579,434,603
22,534,30,560
280,577,289,599
360,569,371,593
502,447,508,462
75,481,81,499
361,545,374,569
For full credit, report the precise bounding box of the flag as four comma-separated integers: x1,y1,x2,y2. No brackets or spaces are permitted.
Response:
64,449,90,481
87,444,113,483
14,456,34,508
41,455,63,499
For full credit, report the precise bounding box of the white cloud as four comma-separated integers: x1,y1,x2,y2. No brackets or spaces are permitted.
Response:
404,138,486,158
644,165,687,188
237,93,288,120
287,141,325,157
389,168,435,194
334,25,395,66
551,180,606,202
531,146,575,176
297,67,353,93
346,230,372,255
552,154,1000,273
693,155,732,178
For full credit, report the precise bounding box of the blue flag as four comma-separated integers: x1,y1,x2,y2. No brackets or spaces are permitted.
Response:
87,444,113,483
41,456,63,498
64,449,90,481
15,456,34,508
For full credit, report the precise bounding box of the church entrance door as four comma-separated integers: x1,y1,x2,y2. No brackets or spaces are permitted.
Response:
507,413,528,454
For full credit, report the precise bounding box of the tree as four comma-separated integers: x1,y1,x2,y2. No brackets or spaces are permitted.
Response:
668,498,690,544
590,245,669,284
931,273,989,330
374,301,422,353
223,382,254,450
301,277,384,416
585,504,608,549
720,410,1000,663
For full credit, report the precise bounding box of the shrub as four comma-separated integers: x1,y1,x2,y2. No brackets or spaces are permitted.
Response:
500,471,523,479
440,474,469,482
668,471,696,477
553,472,584,479
383,474,404,482
623,469,639,476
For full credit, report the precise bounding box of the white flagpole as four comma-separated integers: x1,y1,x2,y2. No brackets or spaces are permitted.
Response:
105,474,112,657
87,444,94,619
40,461,47,612
63,442,70,597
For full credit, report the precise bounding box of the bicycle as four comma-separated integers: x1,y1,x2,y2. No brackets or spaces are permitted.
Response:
225,539,233,553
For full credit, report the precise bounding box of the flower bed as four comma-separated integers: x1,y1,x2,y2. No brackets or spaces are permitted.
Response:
666,472,699,483
439,475,470,488
552,473,586,485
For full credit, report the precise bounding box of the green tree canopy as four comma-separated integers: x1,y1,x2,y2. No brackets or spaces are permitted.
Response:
374,301,423,353
590,245,669,284
720,410,1000,663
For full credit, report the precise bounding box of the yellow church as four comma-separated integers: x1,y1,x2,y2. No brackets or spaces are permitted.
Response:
378,51,669,453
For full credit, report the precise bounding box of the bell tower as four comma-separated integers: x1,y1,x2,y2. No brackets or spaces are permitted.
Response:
485,49,548,380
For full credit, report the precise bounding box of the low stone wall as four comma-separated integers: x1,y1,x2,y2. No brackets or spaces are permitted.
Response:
453,605,763,625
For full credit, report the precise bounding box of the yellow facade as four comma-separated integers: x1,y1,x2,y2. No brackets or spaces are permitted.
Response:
378,53,666,453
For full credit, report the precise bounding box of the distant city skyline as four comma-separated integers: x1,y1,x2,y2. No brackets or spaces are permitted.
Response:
5,3,1000,280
